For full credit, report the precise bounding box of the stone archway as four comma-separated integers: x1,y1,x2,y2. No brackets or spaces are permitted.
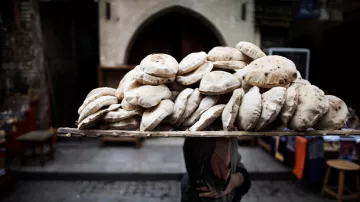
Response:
99,0,257,66
125,6,226,65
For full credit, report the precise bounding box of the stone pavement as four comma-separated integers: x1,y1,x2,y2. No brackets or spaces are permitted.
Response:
10,138,290,180
2,180,347,202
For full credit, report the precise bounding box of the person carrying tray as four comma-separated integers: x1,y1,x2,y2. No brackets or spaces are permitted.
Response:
181,137,251,202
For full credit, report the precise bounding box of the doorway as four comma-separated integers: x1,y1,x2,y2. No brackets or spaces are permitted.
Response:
40,0,99,127
126,7,224,65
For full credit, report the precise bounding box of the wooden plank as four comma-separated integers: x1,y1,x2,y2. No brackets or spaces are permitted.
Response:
57,127,360,138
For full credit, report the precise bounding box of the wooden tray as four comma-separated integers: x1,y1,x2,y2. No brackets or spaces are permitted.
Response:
57,127,360,138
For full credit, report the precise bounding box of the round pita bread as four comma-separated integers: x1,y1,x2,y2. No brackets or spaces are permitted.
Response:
255,87,286,131
279,83,299,125
315,95,349,130
177,89,202,125
176,61,213,86
189,104,226,131
106,116,140,130
212,61,247,70
237,86,262,131
78,88,116,114
222,89,245,131
86,87,115,98
199,71,240,95
78,96,118,123
78,104,120,129
125,84,171,108
182,95,219,126
207,46,245,61
133,68,175,85
288,85,327,131
103,108,144,122
178,51,207,75
121,98,138,111
139,54,178,78
140,99,174,131
321,95,330,117
293,71,311,85
115,68,138,100
168,88,194,124
235,41,266,59
123,78,142,93
244,55,297,88
233,67,252,92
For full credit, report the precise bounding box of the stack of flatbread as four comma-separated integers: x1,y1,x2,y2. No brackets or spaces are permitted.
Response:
76,41,349,132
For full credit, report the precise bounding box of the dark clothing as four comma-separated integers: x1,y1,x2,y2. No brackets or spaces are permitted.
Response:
181,137,251,202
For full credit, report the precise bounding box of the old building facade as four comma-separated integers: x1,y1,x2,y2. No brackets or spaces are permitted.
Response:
98,0,260,66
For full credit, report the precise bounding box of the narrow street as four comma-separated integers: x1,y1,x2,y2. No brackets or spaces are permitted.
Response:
2,180,340,202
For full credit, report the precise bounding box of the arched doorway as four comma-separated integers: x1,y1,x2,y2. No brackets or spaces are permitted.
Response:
126,6,225,65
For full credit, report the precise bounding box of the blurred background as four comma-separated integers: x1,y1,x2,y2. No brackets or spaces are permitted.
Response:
0,0,360,201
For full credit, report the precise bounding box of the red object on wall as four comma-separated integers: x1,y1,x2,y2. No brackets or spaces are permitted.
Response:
292,136,308,180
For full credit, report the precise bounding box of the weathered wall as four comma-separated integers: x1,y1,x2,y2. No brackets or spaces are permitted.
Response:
1,0,49,128
99,0,259,66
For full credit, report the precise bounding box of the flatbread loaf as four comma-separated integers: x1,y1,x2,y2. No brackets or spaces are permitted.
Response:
178,52,207,75
189,104,226,131
288,85,327,131
140,99,174,131
221,89,245,131
168,88,194,124
139,54,178,78
321,95,330,117
133,68,175,85
315,95,349,130
207,47,245,61
199,71,240,95
244,55,297,88
121,98,138,111
115,68,138,100
255,87,286,130
125,84,171,108
279,83,299,125
235,41,266,59
86,87,115,98
233,67,252,92
183,95,219,126
176,61,213,85
78,96,118,123
293,71,311,85
177,89,202,125
106,116,140,130
237,86,262,131
78,104,120,129
103,108,143,122
212,61,247,70
78,88,115,114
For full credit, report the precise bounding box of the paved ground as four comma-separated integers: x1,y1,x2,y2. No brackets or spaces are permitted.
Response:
2,180,342,202
10,138,289,177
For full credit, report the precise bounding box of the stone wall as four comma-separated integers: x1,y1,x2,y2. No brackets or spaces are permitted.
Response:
99,0,260,66
1,0,49,128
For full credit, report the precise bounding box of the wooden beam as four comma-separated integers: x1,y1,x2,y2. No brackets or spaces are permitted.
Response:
57,127,360,138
